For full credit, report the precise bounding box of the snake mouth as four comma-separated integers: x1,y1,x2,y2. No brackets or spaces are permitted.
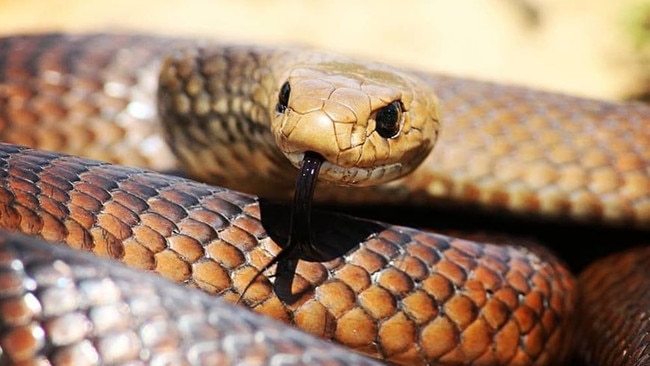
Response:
285,152,404,186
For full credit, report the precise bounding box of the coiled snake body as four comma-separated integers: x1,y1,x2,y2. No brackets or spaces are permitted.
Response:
0,34,648,365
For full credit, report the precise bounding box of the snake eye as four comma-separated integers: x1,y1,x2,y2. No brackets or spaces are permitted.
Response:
375,101,402,138
276,81,291,113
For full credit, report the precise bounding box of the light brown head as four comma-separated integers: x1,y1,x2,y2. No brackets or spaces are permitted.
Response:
271,58,440,186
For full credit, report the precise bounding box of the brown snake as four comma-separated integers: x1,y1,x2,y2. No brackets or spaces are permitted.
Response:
0,33,647,365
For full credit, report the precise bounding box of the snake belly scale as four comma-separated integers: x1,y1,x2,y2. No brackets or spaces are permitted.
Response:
0,33,647,365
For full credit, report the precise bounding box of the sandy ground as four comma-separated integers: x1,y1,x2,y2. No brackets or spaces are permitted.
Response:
0,0,647,100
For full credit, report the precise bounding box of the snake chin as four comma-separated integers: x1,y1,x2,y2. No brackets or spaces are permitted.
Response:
285,152,403,186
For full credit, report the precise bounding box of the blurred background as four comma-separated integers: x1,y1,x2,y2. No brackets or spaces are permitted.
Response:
0,0,648,101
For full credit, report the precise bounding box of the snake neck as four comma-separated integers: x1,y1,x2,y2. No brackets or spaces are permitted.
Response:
158,45,298,198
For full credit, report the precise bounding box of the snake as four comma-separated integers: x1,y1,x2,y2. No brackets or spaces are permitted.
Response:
0,33,647,365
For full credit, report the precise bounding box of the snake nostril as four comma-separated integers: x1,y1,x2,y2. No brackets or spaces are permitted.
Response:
276,81,291,113
375,100,402,138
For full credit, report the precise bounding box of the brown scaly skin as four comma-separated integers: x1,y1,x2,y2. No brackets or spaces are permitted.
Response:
158,42,439,194
0,33,647,364
0,145,575,365
158,37,650,228
0,34,182,172
0,231,382,365
577,247,650,365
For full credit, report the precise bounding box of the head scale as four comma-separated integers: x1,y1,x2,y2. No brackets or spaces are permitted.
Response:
271,58,440,187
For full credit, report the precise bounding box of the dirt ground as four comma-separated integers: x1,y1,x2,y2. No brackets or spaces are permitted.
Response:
0,0,648,100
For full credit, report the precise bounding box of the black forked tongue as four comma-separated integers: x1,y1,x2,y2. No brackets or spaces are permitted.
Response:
286,151,326,259
239,151,325,301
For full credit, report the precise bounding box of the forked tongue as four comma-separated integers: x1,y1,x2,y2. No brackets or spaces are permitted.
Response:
286,151,325,259
238,151,325,300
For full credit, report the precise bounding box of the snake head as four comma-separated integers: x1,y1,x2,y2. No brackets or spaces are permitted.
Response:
271,59,440,187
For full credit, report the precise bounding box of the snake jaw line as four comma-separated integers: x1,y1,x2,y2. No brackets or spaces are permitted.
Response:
285,152,403,186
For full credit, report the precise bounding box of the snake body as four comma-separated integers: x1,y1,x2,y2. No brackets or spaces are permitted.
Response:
0,230,381,365
0,33,647,365
577,247,650,366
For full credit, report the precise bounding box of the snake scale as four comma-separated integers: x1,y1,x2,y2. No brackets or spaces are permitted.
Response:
0,33,648,365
